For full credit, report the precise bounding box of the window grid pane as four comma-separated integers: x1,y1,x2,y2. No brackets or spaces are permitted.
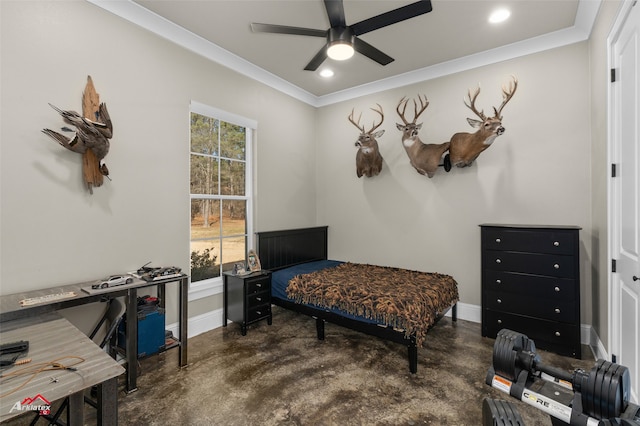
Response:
190,109,249,284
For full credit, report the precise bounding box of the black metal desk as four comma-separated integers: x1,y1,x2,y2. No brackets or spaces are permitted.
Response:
0,275,189,393
0,313,125,425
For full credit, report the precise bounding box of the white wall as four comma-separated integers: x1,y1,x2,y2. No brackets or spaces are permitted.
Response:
316,43,593,321
0,1,317,322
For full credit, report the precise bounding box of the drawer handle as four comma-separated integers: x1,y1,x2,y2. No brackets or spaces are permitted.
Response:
554,286,560,292
495,238,501,243
497,299,502,304
256,297,262,302
554,308,561,314
256,283,262,288
497,319,502,324
553,241,560,247
495,259,502,264
553,263,560,269
496,279,501,284
256,310,262,315
555,331,561,337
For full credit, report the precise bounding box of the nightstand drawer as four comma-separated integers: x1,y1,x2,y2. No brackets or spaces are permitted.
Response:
247,291,270,307
248,304,271,323
247,277,270,294
484,290,577,322
482,228,576,255
483,251,576,278
483,270,576,300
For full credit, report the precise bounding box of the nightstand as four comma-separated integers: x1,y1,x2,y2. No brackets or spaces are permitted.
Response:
223,270,272,335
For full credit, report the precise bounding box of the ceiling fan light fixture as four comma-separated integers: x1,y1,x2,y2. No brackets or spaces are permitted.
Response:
327,41,354,61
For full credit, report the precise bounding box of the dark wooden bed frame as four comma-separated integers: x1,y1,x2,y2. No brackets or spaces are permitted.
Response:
255,226,457,374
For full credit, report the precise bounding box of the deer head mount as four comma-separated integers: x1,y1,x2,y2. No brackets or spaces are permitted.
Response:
444,76,518,170
348,103,385,178
395,95,450,178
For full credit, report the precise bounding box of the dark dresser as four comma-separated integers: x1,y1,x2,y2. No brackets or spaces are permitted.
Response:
223,270,272,335
480,224,581,358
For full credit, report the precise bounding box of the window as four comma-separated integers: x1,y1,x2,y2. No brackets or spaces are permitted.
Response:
189,102,255,289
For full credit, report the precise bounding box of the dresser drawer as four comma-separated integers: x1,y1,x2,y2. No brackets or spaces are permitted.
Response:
483,290,577,322
247,276,270,294
247,304,271,323
482,310,581,358
483,270,576,300
483,251,576,278
482,227,576,255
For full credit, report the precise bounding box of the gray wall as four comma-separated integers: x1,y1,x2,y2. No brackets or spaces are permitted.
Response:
0,1,317,324
316,43,592,319
1,0,624,351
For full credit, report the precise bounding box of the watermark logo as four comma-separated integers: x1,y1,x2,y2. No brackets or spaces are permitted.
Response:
9,394,51,415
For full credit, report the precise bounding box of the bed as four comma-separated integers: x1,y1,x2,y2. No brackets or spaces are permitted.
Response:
255,226,459,373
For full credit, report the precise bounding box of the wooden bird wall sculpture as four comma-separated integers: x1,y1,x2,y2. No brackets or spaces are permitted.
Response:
42,76,113,194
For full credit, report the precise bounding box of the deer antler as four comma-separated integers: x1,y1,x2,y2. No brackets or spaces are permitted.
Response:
368,103,384,133
396,95,429,125
464,85,487,121
350,104,384,134
396,97,410,125
493,75,518,119
412,94,429,122
348,109,365,133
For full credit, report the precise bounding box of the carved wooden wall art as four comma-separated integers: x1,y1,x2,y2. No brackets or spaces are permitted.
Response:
42,75,113,193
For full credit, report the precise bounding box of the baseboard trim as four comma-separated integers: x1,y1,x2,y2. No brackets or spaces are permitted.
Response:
168,303,606,359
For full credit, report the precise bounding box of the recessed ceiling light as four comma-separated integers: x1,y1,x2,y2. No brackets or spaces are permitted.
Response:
489,8,511,24
320,69,334,78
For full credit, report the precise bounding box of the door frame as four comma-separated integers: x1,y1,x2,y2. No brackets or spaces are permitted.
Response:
607,0,637,385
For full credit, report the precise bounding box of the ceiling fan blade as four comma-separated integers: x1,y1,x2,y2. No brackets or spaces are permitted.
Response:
304,46,329,71
324,0,346,28
350,0,433,36
251,23,327,37
353,37,394,66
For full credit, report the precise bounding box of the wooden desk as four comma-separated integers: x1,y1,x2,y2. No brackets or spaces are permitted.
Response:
0,275,189,392
0,313,125,425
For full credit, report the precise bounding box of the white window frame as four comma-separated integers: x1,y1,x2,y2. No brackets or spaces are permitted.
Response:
188,101,257,301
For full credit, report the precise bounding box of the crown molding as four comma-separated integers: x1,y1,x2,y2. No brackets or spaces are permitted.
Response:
87,0,601,108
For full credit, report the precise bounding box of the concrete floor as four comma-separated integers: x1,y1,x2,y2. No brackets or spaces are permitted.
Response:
8,306,595,425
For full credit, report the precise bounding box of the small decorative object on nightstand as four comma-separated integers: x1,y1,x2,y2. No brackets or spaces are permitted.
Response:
223,270,272,336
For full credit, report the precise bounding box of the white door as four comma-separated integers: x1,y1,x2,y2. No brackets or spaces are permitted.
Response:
610,0,640,404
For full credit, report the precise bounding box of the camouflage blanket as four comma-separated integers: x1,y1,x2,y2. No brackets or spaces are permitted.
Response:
286,262,459,346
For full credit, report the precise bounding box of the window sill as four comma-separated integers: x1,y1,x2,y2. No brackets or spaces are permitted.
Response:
188,277,223,302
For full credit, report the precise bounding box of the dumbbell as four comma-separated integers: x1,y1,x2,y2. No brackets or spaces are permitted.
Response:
491,329,632,420
482,398,525,426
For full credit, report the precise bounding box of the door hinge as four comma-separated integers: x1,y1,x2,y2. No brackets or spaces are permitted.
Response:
612,163,617,177
612,259,617,272
611,68,617,83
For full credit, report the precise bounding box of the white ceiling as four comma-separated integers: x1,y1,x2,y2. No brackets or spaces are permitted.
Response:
89,0,601,106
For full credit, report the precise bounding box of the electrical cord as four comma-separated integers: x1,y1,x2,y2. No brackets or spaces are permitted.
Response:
0,356,85,398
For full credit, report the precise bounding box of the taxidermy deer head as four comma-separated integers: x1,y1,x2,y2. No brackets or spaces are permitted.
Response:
348,103,385,178
445,76,518,170
396,95,450,178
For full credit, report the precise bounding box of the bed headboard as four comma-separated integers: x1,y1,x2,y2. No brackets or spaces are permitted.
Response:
255,226,328,271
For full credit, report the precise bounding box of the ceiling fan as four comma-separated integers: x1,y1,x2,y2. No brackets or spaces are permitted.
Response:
251,0,433,71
